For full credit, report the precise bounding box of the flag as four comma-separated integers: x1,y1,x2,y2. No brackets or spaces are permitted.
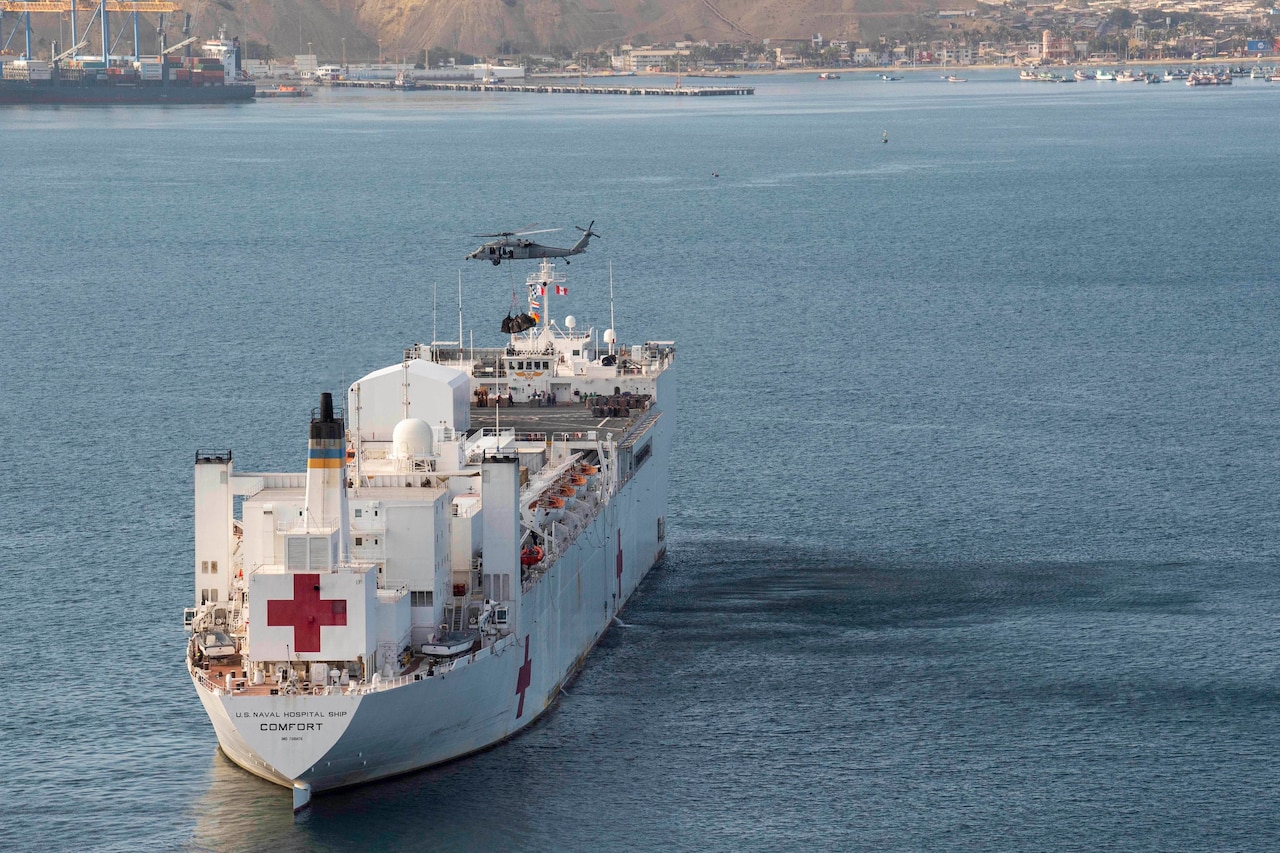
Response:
555,285,568,296
537,285,546,295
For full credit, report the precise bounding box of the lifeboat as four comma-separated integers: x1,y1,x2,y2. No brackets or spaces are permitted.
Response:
520,545,545,566
569,474,588,487
558,484,576,497
577,464,599,476
535,493,566,522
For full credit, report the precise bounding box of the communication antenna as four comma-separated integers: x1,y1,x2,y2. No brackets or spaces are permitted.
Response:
608,260,616,356
457,271,464,358
432,280,438,346
401,359,410,420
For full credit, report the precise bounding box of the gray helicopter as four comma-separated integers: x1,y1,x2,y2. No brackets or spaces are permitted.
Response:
466,221,599,265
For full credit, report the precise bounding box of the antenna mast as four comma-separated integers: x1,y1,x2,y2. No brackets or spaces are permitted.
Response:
608,260,616,356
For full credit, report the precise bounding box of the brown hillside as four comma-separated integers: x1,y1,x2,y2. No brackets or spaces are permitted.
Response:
11,0,967,63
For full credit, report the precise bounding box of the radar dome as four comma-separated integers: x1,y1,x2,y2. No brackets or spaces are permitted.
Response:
391,418,434,460
603,329,616,345
565,315,577,330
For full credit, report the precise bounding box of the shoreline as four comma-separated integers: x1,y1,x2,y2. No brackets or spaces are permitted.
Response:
609,57,1272,79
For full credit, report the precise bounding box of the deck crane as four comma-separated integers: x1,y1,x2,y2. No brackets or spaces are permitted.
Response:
52,38,88,60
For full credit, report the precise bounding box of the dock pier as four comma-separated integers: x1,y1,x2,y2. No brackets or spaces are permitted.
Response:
326,79,754,96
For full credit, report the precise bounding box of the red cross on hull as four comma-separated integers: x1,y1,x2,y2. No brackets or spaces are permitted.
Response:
616,529,624,599
515,636,533,718
266,573,348,654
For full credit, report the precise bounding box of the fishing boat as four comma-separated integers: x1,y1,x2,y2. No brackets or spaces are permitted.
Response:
817,72,840,80
185,256,675,812
942,75,967,83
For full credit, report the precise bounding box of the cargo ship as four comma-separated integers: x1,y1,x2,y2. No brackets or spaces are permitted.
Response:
0,32,253,105
185,257,674,812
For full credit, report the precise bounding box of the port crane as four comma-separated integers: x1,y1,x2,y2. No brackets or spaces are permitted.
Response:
0,0,182,64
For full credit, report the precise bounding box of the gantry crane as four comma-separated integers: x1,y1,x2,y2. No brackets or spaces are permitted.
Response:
0,0,184,64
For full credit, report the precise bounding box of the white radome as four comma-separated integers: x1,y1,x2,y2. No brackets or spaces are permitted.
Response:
391,417,433,460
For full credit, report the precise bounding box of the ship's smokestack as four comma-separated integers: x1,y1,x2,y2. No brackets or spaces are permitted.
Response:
304,392,345,531
316,392,337,432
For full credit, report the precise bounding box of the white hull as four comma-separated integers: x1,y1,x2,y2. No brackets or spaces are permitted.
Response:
194,389,672,796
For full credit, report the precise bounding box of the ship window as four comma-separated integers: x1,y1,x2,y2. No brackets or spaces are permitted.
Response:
355,509,363,518
211,561,218,574
355,537,363,546
201,589,209,604
201,561,209,574
411,590,432,607
374,509,378,517
209,588,218,603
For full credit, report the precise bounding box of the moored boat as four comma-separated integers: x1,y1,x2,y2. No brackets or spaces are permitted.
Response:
256,85,311,98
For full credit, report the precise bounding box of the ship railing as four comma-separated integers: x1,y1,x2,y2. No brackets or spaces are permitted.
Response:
344,660,458,695
191,665,227,695
275,517,342,534
551,431,599,443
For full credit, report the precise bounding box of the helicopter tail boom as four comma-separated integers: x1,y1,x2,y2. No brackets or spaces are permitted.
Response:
570,221,599,254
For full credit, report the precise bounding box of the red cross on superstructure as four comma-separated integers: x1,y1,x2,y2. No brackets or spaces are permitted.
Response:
515,636,533,718
616,530,624,599
266,573,348,654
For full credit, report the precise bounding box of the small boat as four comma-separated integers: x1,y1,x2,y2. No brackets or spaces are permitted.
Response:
420,630,481,658
1074,69,1095,81
879,74,902,81
817,72,840,80
1269,74,1280,83
1250,66,1267,79
1187,70,1230,86
1096,69,1116,81
1020,68,1066,82
256,85,311,98
942,75,966,83
1115,70,1145,83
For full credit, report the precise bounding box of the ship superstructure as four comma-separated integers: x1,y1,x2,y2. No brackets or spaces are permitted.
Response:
186,259,674,811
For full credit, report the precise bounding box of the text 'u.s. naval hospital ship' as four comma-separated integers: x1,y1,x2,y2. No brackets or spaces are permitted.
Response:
185,257,674,811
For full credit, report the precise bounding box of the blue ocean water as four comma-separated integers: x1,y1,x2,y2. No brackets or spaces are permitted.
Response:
2,71,1280,851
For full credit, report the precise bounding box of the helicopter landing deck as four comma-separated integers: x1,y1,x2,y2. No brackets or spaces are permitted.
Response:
469,404,641,440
